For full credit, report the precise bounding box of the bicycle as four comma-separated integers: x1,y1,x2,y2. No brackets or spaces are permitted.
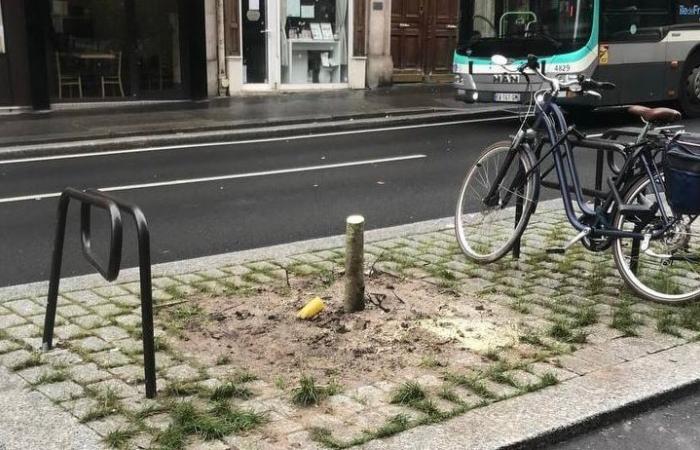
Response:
455,54,700,304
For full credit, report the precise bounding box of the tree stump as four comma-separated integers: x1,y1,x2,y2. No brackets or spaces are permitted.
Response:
344,215,365,313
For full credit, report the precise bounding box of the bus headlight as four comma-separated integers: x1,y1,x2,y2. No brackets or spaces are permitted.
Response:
472,92,479,101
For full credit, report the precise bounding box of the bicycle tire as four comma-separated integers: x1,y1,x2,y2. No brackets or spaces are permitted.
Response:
455,141,540,263
612,173,700,303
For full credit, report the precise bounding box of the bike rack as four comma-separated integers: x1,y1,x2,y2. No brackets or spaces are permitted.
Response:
42,188,157,399
511,134,629,259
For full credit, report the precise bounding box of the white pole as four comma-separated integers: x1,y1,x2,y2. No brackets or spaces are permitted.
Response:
216,0,229,95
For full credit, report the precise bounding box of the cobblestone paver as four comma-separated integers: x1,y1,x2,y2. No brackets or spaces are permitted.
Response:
2,207,700,449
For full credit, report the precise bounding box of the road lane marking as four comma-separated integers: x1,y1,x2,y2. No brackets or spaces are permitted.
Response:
0,154,427,204
0,115,514,165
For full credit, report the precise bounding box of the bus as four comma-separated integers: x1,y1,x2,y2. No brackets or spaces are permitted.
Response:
454,1,700,116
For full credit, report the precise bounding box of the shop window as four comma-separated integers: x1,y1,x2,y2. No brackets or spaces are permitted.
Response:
281,0,349,84
601,0,672,42
49,0,183,100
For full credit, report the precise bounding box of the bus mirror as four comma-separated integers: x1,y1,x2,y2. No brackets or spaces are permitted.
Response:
491,55,508,67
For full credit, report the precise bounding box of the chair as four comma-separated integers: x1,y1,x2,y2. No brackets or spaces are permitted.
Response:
101,51,125,98
56,53,83,99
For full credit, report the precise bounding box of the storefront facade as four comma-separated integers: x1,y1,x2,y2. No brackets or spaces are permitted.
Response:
0,0,209,109
223,0,368,93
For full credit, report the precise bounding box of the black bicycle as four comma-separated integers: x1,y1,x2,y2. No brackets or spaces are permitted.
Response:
455,54,700,303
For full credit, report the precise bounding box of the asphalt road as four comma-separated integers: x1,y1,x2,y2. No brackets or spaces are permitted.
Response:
549,389,700,450
0,110,695,287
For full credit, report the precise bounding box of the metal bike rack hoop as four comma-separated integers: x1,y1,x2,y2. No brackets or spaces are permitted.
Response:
42,188,157,398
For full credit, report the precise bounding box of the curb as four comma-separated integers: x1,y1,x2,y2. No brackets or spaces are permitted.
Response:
360,343,700,450
0,107,513,161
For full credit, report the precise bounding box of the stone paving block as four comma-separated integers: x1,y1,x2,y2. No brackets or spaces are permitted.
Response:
173,273,205,284
256,397,297,418
286,430,325,450
599,337,667,361
64,290,109,306
61,396,100,421
573,346,626,368
91,303,124,318
35,380,84,402
143,413,172,432
325,394,366,416
88,378,139,399
506,370,542,388
529,362,579,382
16,365,54,384
73,336,111,353
93,286,129,298
92,350,133,368
21,337,43,350
246,261,281,272
482,379,520,399
72,314,108,330
43,349,82,367
5,298,44,316
222,265,251,276
195,269,229,280
554,354,604,376
70,363,113,384
111,294,141,308
119,282,142,294
346,385,387,408
58,304,91,318
85,415,131,437
0,339,21,354
164,364,202,382
114,337,144,355
4,323,41,339
93,326,130,341
152,277,180,289
267,417,307,435
0,312,27,328
109,364,146,384
54,324,88,340
244,273,275,284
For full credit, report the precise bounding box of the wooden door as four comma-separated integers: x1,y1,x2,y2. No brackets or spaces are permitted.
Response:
391,0,425,82
391,0,459,83
425,0,458,80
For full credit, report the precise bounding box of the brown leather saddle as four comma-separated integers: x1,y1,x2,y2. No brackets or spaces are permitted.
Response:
628,105,682,124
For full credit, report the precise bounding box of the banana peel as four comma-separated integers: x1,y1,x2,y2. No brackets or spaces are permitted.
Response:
297,297,325,320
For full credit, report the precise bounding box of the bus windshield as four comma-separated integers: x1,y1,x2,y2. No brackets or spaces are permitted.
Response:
458,0,595,58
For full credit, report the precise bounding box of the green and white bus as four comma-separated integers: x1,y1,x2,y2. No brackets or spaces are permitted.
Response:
454,1,700,116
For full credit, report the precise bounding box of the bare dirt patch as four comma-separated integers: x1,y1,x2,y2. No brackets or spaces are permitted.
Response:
168,275,528,388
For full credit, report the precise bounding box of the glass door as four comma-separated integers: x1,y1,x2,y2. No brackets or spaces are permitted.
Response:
242,0,269,83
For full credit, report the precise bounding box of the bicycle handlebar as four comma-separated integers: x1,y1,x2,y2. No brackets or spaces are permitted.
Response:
514,54,616,97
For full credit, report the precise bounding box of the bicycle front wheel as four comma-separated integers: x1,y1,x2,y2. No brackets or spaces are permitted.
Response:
612,174,700,303
455,141,540,263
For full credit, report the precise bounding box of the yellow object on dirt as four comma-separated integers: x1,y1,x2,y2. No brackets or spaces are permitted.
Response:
297,297,325,319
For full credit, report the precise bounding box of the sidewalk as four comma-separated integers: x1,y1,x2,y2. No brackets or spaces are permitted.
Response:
0,85,506,156
1,204,700,449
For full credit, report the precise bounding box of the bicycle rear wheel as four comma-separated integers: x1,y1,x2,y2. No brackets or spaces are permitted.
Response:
612,174,700,303
455,141,540,263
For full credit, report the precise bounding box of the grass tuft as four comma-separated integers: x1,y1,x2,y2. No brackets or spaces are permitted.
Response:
290,376,342,407
104,429,136,449
210,382,253,401
611,303,641,336
390,381,426,406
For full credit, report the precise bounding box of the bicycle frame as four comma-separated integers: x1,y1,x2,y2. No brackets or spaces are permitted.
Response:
486,93,674,243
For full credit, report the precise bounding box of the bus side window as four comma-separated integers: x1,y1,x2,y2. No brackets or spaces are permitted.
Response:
601,0,672,42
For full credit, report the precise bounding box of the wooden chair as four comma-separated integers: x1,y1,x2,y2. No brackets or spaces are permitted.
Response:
101,51,125,98
56,53,83,99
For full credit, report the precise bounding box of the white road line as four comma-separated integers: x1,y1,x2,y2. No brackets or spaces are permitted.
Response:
0,154,427,204
0,115,513,165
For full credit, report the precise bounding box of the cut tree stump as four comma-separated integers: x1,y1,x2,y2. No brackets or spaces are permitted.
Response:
344,215,365,313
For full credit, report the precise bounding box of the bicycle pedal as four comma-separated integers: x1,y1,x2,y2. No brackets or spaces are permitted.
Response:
546,248,566,254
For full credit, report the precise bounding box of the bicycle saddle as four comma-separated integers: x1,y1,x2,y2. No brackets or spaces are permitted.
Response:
628,105,682,124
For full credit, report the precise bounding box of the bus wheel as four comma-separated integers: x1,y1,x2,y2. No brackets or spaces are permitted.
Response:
680,57,700,118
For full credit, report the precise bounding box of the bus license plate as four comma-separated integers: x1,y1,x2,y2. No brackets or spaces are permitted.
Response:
494,93,521,103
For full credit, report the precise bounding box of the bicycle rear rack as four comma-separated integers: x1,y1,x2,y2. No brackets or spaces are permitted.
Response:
42,188,157,398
